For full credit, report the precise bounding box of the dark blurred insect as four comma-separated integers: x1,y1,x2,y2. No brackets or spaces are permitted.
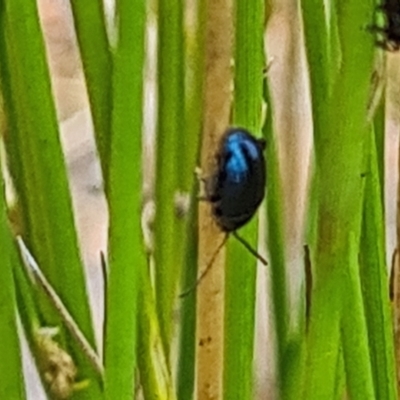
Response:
207,128,267,232
370,0,400,50
180,128,267,297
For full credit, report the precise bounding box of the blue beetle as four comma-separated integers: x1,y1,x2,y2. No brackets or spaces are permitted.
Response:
180,128,267,297
206,128,266,232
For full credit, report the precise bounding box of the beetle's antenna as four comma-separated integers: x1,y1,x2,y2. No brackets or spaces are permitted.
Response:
232,231,268,265
180,233,229,298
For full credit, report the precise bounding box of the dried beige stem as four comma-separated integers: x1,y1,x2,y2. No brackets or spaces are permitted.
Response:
396,119,400,393
196,0,233,398
387,51,400,394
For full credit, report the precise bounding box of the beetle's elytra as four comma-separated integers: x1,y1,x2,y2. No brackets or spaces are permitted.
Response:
206,127,266,232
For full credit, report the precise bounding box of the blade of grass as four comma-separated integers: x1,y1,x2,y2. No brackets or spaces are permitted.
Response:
262,78,289,396
372,90,385,198
334,1,377,397
177,188,198,400
340,235,374,400
154,0,185,354
358,125,397,399
181,0,206,192
104,0,146,398
176,0,206,397
0,0,95,343
231,0,264,132
304,261,342,399
0,179,25,399
69,0,112,182
11,238,51,397
300,0,334,144
13,237,87,399
17,237,103,377
333,348,345,400
137,264,177,400
302,0,376,396
299,6,332,393
396,112,400,395
223,0,264,399
0,3,102,398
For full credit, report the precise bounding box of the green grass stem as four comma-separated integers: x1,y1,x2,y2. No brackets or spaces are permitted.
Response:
0,182,25,399
223,1,265,399
154,0,186,354
104,0,146,398
302,0,376,397
0,3,102,398
70,0,112,182
359,126,397,399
